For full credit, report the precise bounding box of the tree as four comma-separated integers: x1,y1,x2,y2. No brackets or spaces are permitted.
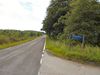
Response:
42,0,70,39
64,0,100,45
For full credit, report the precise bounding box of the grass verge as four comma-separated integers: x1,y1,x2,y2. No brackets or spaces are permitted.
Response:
46,37,100,66
0,37,36,50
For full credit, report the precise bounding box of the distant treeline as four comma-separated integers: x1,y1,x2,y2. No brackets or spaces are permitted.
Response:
0,29,43,44
42,0,100,46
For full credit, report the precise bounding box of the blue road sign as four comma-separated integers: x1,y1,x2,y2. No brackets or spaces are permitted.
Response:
71,35,83,41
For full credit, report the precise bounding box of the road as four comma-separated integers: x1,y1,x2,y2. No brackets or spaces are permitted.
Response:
0,36,45,75
0,36,100,75
39,52,100,75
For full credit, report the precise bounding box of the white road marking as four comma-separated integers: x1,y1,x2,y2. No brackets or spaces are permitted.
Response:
42,54,44,57
40,58,43,64
38,38,46,75
38,71,40,75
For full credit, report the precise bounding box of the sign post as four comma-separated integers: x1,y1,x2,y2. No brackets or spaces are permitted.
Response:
82,35,85,48
70,34,85,48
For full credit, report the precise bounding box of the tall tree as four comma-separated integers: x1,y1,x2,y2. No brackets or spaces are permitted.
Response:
42,0,70,39
64,0,100,45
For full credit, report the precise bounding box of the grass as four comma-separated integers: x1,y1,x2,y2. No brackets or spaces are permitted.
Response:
46,37,100,65
0,37,36,50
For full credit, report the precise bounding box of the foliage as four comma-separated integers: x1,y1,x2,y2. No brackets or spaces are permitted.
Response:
43,0,100,46
42,0,70,39
64,0,100,45
0,29,43,45
0,37,35,50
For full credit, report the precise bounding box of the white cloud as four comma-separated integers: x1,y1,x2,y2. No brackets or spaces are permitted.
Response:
0,0,50,31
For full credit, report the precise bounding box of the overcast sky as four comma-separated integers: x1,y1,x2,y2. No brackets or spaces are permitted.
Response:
0,0,50,31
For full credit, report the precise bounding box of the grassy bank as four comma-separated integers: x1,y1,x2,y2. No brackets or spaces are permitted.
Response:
0,29,43,50
0,37,35,50
46,38,100,65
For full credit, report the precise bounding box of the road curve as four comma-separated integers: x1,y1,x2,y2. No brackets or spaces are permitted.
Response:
0,36,45,75
39,52,100,75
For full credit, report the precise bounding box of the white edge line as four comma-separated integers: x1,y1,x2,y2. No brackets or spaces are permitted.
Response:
40,38,46,64
38,71,40,75
40,58,43,64
38,38,46,75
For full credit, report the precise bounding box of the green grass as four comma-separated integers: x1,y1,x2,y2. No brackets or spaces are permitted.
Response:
46,38,100,65
0,37,36,50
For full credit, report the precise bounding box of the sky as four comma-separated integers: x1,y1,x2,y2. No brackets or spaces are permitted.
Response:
0,0,50,31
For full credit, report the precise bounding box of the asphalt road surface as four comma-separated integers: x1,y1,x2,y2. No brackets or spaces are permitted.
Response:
0,36,45,75
39,52,100,75
0,36,100,75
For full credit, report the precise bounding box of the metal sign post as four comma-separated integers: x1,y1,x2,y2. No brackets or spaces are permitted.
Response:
82,35,85,48
70,34,85,48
